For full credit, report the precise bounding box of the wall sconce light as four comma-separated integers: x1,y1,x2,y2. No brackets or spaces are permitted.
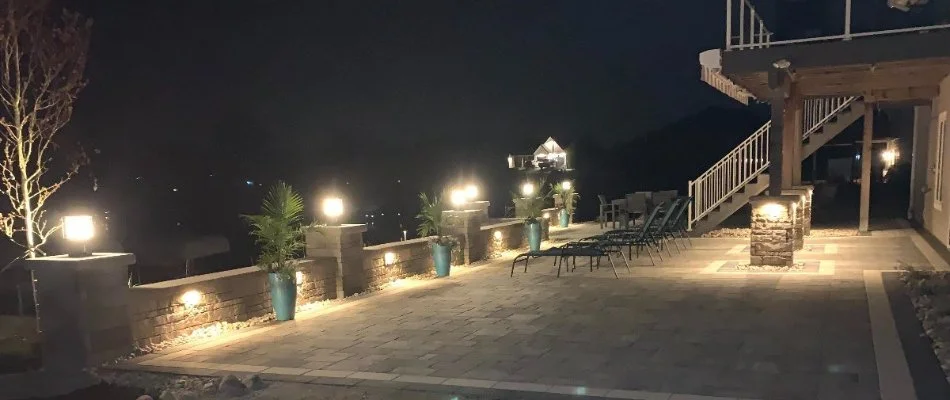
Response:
542,212,550,219
180,290,202,308
322,197,344,224
465,184,479,200
384,252,396,266
295,271,304,285
521,182,535,197
561,180,572,190
63,215,94,257
493,230,503,240
761,203,786,221
881,150,898,164
450,189,468,208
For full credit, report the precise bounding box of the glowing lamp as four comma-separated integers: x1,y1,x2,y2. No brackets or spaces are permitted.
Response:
761,203,786,221
493,230,503,240
295,271,304,285
465,184,479,200
543,212,550,219
450,189,468,208
181,290,202,308
561,180,572,190
63,215,94,242
521,182,535,197
322,197,344,222
881,150,897,164
384,252,396,266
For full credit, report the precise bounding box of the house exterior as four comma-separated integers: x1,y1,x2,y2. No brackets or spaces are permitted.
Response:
689,0,950,247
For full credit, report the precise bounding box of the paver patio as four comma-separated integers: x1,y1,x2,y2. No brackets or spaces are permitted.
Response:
115,223,939,399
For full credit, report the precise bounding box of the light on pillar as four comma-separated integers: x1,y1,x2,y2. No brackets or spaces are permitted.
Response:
465,184,479,201
450,189,468,209
521,182,535,197
63,215,94,257
322,197,345,225
561,180,572,191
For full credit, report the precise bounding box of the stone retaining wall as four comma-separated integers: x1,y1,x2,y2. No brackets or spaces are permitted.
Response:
363,237,436,289
127,258,336,347
480,219,527,259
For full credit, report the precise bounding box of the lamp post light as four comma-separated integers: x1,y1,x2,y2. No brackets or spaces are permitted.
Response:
450,188,468,209
465,184,478,201
521,182,535,197
322,197,345,225
561,180,572,191
62,215,94,257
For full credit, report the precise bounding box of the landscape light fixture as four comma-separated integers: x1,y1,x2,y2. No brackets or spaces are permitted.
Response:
322,197,345,224
296,271,304,285
761,203,786,221
180,290,202,308
384,252,396,266
881,150,897,164
493,230,503,240
465,184,479,200
561,180,572,190
63,215,94,257
521,182,535,197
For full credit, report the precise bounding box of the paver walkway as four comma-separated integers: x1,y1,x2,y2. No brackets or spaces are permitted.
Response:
117,224,937,400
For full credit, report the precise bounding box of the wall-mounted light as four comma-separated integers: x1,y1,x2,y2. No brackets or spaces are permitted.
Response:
760,203,786,221
493,230,503,240
543,212,550,219
881,150,898,164
521,182,535,197
181,290,202,308
561,180,572,191
384,252,396,266
296,271,304,285
63,215,94,257
465,184,478,200
322,197,344,224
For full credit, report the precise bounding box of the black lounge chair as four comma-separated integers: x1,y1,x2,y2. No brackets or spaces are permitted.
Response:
511,244,625,278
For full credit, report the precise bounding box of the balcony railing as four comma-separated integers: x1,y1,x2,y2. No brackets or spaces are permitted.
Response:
725,0,950,51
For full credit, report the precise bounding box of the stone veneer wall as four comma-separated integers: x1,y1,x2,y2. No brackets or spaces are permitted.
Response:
127,258,336,347
362,237,437,290
480,219,527,259
749,196,798,267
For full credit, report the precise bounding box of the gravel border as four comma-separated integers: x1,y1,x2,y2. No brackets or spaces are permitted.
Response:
900,269,950,382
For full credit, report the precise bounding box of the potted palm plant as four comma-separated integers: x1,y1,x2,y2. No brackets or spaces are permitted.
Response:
242,181,304,321
513,182,546,251
552,181,578,228
416,192,456,277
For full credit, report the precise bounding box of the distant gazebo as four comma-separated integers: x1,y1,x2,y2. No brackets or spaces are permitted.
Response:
508,137,570,172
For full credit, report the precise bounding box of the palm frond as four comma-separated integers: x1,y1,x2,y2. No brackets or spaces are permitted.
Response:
241,181,305,278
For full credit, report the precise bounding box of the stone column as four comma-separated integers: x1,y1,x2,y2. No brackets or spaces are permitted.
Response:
24,253,136,372
442,210,484,264
793,185,814,235
305,224,367,298
541,207,557,239
467,200,490,224
749,196,799,267
781,189,807,250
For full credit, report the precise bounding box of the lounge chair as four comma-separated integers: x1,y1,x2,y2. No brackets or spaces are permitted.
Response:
510,243,626,278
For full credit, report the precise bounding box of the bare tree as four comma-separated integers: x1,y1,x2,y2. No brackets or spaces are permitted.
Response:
0,0,91,258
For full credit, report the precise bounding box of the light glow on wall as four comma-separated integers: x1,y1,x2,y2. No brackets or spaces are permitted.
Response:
296,271,304,285
63,215,94,242
180,290,202,308
384,252,396,266
760,203,787,221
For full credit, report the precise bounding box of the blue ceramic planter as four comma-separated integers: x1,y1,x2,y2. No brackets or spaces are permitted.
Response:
559,209,570,228
268,273,297,321
526,221,542,251
432,243,452,277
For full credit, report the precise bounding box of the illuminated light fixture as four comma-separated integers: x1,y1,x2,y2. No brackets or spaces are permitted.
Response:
322,197,344,222
296,271,304,285
507,155,514,169
63,215,94,257
450,189,468,208
760,203,786,221
384,252,396,266
465,184,478,200
561,180,572,190
493,230,503,240
521,182,535,197
180,290,202,308
543,212,550,219
881,150,897,164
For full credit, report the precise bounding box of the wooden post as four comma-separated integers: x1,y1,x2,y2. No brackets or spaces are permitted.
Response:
859,103,874,232
783,84,803,188
768,70,787,196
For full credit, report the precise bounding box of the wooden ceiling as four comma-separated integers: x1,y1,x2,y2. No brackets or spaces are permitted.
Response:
731,57,950,102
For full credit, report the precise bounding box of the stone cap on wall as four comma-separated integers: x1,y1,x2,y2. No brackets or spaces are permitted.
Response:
364,236,436,251
480,219,523,231
132,258,326,290
24,252,136,270
749,195,801,206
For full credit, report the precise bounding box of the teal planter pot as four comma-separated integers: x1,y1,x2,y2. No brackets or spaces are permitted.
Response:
526,221,542,251
432,243,452,277
268,273,297,321
559,209,570,228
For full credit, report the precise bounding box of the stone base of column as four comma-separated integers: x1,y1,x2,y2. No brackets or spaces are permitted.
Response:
442,210,483,264
305,224,368,298
749,196,799,267
781,188,808,251
793,185,814,236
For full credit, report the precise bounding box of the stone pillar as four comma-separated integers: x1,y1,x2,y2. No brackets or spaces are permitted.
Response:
793,185,814,235
304,224,367,298
467,200,490,224
24,253,136,372
749,196,799,267
442,210,483,264
781,189,808,250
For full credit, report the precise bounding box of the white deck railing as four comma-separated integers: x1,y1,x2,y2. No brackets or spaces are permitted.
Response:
687,96,856,230
700,66,753,105
726,0,950,50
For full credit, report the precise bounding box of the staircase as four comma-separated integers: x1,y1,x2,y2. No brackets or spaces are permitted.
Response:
687,96,864,234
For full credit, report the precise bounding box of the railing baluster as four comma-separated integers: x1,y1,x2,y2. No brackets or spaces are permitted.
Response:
739,0,745,46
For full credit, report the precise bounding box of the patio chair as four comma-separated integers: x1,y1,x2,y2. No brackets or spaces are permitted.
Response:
648,198,683,257
665,197,693,248
580,204,668,265
598,195,620,229
510,244,625,278
624,192,649,225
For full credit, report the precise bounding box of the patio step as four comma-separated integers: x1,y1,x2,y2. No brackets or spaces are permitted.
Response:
690,100,865,235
